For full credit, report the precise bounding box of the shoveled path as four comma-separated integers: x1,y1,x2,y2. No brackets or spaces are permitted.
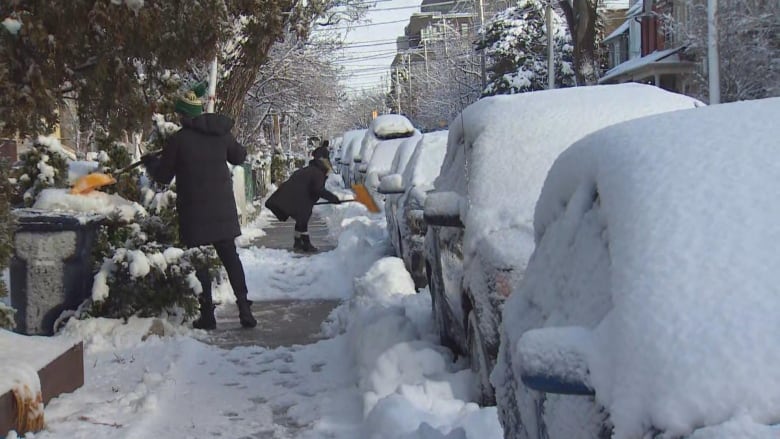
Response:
203,214,340,350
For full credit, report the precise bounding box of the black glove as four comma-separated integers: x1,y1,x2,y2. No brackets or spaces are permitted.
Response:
140,153,160,167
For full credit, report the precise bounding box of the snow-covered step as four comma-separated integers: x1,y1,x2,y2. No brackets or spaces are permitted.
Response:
0,331,83,437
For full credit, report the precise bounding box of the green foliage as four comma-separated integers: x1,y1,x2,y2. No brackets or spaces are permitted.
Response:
11,137,69,207
0,0,227,137
92,131,144,204
479,0,575,96
90,241,220,321
271,153,288,184
0,159,13,299
0,160,14,329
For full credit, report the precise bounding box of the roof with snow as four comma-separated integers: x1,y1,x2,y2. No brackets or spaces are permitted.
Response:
599,46,694,84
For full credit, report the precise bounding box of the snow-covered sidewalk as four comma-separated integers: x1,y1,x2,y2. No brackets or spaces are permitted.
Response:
18,183,502,439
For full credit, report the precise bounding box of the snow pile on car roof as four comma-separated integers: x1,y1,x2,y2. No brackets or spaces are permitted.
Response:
502,97,780,438
371,114,416,139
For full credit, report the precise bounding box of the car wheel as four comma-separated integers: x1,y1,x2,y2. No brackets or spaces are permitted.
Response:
467,310,496,406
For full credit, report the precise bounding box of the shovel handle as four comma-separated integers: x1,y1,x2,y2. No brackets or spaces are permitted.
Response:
115,150,162,175
315,199,355,205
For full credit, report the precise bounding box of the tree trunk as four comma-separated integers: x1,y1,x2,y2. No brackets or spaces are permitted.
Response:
558,0,600,85
218,35,278,120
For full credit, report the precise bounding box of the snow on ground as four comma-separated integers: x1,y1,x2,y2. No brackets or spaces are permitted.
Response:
17,174,501,439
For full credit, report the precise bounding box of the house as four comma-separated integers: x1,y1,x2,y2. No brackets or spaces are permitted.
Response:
600,0,695,92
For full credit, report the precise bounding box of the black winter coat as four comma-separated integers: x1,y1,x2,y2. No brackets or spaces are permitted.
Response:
264,159,339,222
147,114,245,247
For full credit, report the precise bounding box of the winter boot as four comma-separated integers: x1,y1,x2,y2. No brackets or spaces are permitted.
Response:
236,297,257,328
192,294,217,330
293,236,305,252
300,234,318,253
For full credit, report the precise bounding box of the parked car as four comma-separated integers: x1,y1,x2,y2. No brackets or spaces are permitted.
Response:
363,130,421,192
423,84,704,405
494,97,780,438
354,114,417,186
337,129,367,187
379,130,448,288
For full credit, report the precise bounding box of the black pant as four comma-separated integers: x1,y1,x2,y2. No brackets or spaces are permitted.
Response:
195,239,249,301
294,211,312,233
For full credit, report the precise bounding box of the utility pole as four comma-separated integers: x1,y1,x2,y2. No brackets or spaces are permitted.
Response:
546,2,555,89
395,67,402,114
707,0,720,104
476,0,487,90
206,57,218,113
407,53,413,114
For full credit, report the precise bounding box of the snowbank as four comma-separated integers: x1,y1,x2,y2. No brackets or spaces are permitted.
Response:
500,97,780,437
331,257,502,439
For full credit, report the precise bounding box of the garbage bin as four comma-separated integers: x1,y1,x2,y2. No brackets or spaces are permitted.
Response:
10,209,104,335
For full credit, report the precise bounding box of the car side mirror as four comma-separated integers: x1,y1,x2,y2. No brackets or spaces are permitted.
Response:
423,191,465,228
517,327,595,396
378,173,405,194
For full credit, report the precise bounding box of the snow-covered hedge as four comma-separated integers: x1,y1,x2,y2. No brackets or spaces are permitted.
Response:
0,159,15,328
12,136,69,207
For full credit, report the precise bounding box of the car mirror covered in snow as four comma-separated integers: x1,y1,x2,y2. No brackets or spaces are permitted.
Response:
517,326,594,396
378,174,404,194
423,191,464,228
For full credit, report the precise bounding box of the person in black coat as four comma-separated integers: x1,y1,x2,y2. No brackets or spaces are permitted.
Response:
265,143,340,252
143,84,256,330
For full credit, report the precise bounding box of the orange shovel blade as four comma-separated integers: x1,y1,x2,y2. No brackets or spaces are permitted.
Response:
351,183,380,213
70,173,117,195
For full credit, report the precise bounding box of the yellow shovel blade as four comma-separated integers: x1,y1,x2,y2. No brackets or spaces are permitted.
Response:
351,183,380,213
70,173,117,195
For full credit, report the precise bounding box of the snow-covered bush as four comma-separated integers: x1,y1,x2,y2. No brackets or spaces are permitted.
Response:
12,136,69,206
478,0,575,95
271,153,288,184
0,159,15,328
92,130,143,203
90,220,219,320
84,116,220,323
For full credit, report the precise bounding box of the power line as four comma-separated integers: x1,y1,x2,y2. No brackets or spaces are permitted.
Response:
365,0,456,11
314,17,409,31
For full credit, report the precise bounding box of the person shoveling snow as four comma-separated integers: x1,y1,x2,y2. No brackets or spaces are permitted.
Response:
265,143,380,253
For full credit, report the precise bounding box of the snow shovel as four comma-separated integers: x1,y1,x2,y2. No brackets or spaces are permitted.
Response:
70,151,162,195
315,183,380,213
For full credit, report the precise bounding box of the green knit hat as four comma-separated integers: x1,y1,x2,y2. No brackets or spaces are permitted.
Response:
175,81,207,117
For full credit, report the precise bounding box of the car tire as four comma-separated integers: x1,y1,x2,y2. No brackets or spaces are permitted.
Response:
467,310,496,406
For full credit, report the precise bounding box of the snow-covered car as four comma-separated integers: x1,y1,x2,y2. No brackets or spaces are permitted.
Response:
494,97,780,439
354,114,418,186
363,130,421,192
338,129,367,187
423,84,704,405
379,130,448,288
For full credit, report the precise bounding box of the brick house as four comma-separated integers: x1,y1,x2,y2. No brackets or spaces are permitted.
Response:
599,0,696,92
